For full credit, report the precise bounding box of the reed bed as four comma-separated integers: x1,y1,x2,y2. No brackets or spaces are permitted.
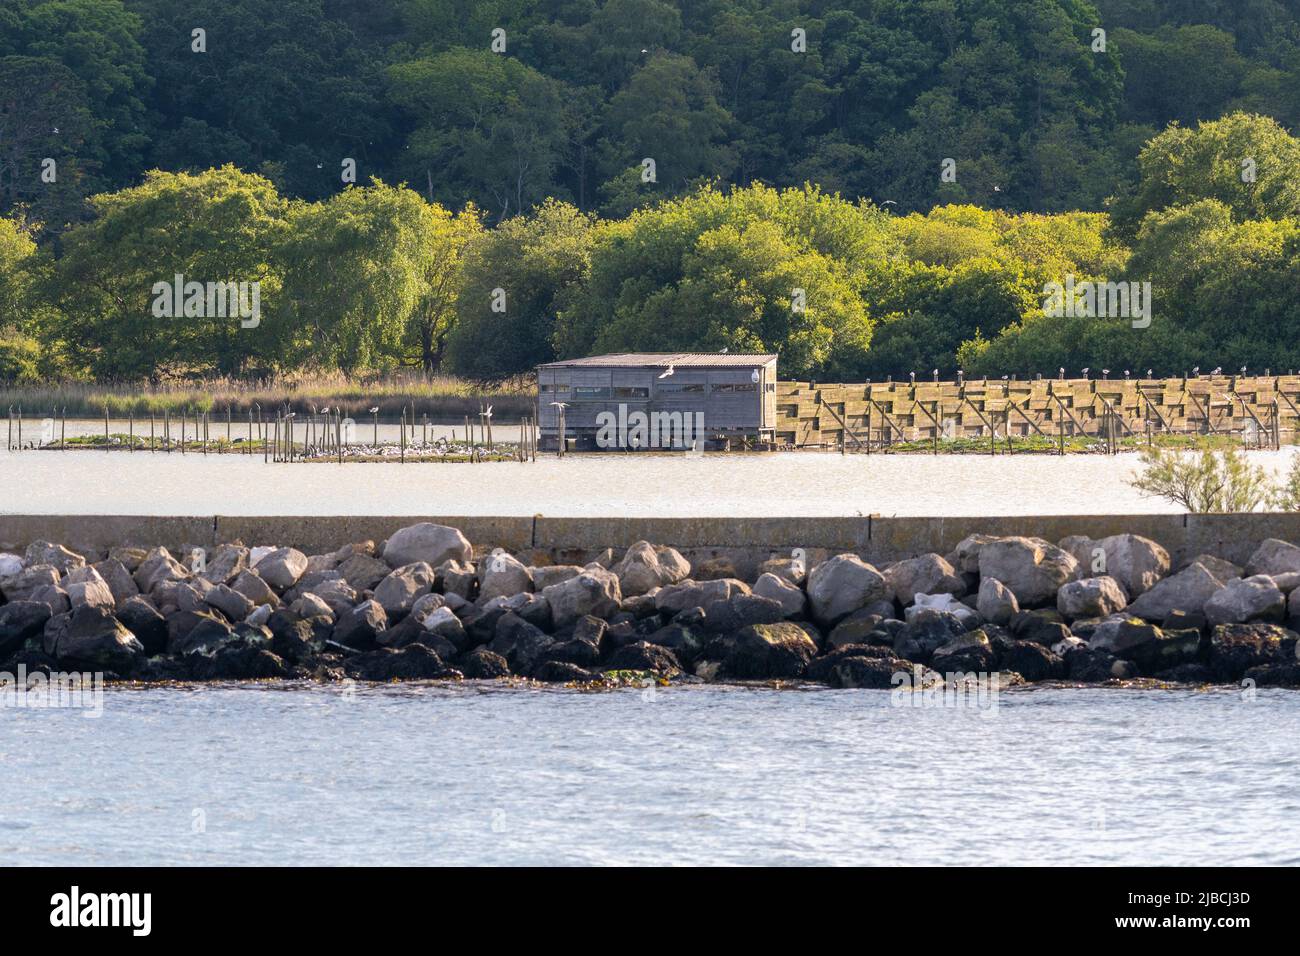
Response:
0,372,533,421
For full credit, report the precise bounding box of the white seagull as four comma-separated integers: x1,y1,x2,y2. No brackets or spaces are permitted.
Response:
658,363,675,379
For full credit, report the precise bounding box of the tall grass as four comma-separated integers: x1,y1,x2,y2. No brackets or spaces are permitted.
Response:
0,372,534,421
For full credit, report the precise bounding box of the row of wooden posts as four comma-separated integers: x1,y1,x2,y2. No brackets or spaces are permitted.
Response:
816,393,1285,456
6,404,540,462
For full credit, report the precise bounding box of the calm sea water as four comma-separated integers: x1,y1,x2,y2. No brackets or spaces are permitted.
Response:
6,442,1299,516
3,682,1298,866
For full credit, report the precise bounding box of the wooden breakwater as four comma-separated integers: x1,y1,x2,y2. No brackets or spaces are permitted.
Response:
776,375,1300,449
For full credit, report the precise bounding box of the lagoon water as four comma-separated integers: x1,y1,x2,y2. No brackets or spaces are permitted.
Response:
5,441,1299,516
3,682,1298,866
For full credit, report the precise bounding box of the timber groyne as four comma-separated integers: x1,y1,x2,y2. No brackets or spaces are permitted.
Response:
777,375,1300,447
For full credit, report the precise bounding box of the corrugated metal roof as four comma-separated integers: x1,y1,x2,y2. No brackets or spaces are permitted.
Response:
538,352,778,369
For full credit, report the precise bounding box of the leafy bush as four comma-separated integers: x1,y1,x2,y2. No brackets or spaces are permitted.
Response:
1127,446,1273,512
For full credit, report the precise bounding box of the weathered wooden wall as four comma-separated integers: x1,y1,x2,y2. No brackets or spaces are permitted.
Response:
774,376,1300,447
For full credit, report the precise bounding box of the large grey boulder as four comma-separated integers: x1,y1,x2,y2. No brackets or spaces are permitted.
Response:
530,565,583,591
1057,576,1128,620
153,579,208,614
305,579,358,618
133,548,190,594
976,577,1019,625
542,568,622,629
1245,539,1300,577
1203,575,1285,626
289,592,335,622
28,584,69,616
436,559,477,600
64,567,116,612
753,572,806,618
333,599,388,650
905,592,978,627
382,523,472,570
113,597,165,654
806,554,887,626
612,541,691,596
478,552,533,602
653,578,751,615
1191,554,1243,583
44,605,143,671
883,554,965,605
204,584,256,622
0,564,60,603
373,562,436,616
91,559,139,607
336,552,392,591
418,606,467,646
107,547,147,572
0,553,23,577
200,544,249,585
0,601,51,658
231,569,280,608
24,540,85,575
1091,534,1170,597
978,537,1079,607
756,556,807,586
945,534,999,575
1126,562,1225,621
255,548,308,590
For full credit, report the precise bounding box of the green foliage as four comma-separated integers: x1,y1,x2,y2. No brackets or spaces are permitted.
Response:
1273,453,1300,513
555,183,885,379
278,181,479,373
6,0,1300,228
1127,446,1273,513
0,215,37,321
447,199,593,380
0,331,41,383
1110,112,1300,237
41,165,288,379
9,0,1300,383
387,48,572,220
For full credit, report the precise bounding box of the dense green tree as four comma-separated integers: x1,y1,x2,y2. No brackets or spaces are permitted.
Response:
597,52,736,212
556,184,886,378
0,56,96,230
387,49,574,220
447,199,594,380
2,0,151,191
128,0,393,200
278,182,467,372
41,166,288,379
1109,112,1300,237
